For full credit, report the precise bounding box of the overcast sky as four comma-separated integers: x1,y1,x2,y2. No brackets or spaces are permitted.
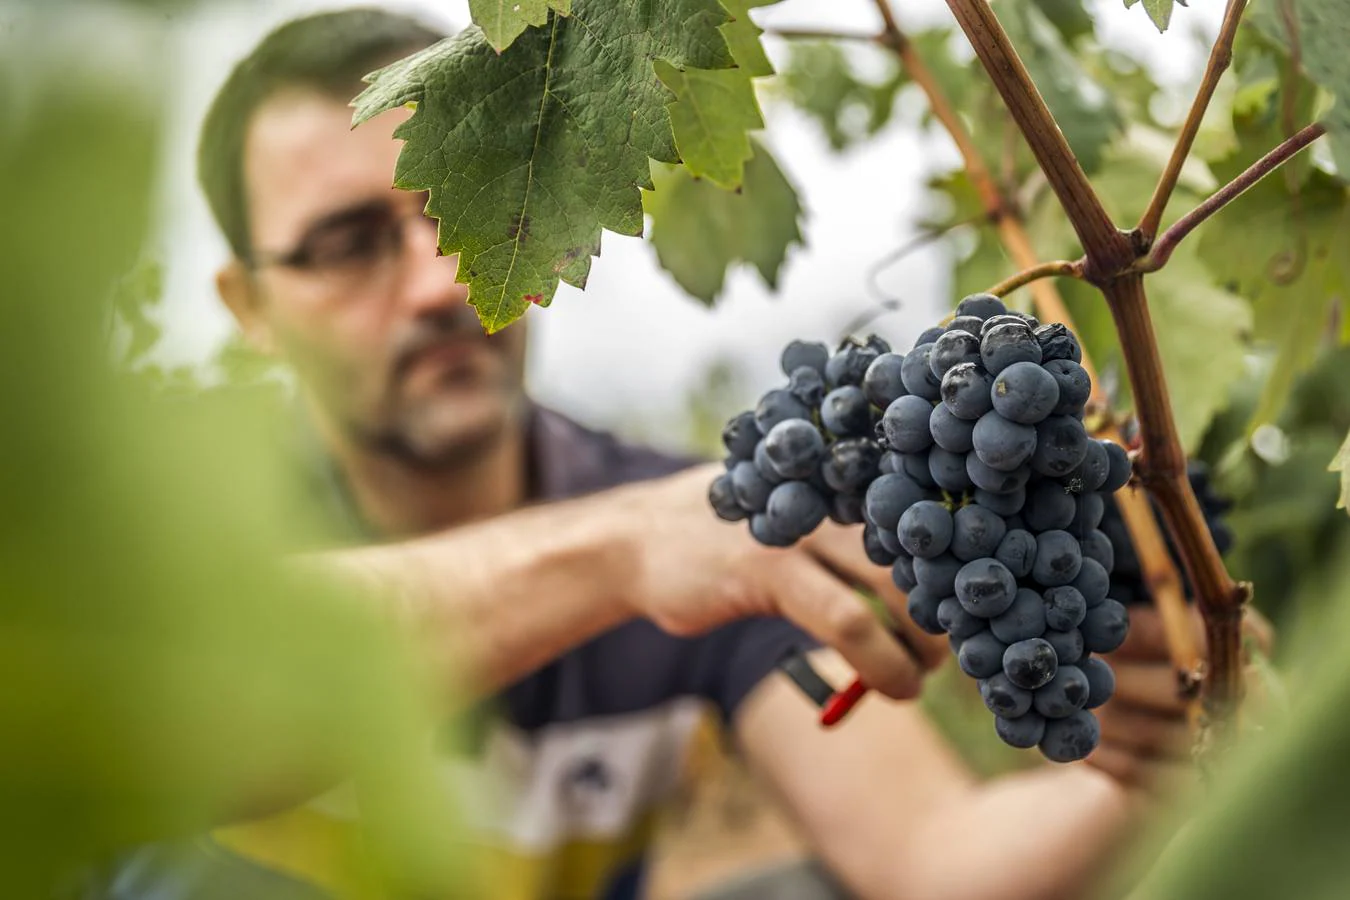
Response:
145,0,1223,446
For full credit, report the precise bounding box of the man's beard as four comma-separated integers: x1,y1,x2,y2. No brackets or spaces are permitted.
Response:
359,391,522,472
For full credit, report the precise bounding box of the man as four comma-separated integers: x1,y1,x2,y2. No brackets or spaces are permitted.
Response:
108,8,1196,900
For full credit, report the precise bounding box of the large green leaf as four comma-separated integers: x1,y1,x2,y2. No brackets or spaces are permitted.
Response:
1331,428,1350,512
1032,0,1094,45
643,141,802,304
468,0,570,53
1250,0,1350,179
354,2,764,332
778,41,903,152
655,59,763,189
719,0,775,78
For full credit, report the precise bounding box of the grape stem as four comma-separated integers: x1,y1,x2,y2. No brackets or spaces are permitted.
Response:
942,0,1254,729
985,259,1084,298
1136,0,1249,243
1135,122,1328,273
763,27,881,43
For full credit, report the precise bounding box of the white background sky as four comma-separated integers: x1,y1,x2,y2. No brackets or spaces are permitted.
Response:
143,0,1223,446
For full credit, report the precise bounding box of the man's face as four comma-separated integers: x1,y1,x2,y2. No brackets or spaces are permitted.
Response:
233,89,527,467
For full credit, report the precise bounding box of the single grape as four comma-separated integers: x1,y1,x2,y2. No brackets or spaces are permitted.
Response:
821,386,873,437
863,352,909,408
787,365,826,407
865,335,893,355
1099,514,1140,578
754,389,812,436
951,504,1008,562
899,500,955,559
766,481,829,539
980,314,1028,336
1061,439,1109,494
1034,323,1082,364
753,441,786,485
901,342,943,400
1043,585,1087,631
1100,440,1133,492
881,395,936,454
955,558,1018,617
1003,638,1058,690
907,586,946,635
1024,481,1076,532
821,438,882,494
966,454,1032,495
1008,310,1041,328
914,553,963,596
825,340,880,388
879,451,901,475
995,711,1046,749
995,529,1038,579
990,588,1047,643
930,330,983,379
1043,359,1091,416
1030,415,1089,477
1039,710,1099,762
1031,530,1083,587
876,524,904,556
829,493,866,526
980,321,1043,375
1033,665,1089,719
1080,656,1116,709
914,325,946,348
709,474,748,521
1081,599,1129,654
722,410,760,460
959,630,1009,679
938,595,985,640
940,362,995,420
1069,492,1105,535
730,460,774,512
892,554,917,592
863,525,899,566
901,452,938,489
972,411,1037,471
1044,628,1084,666
980,672,1033,718
929,446,975,493
1080,530,1115,574
930,402,976,453
749,513,795,547
762,418,825,479
990,361,1061,425
955,292,1008,320
863,473,925,531
945,315,986,336
973,487,1026,518
782,339,829,377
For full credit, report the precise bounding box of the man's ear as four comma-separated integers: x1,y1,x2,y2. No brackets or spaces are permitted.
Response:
216,260,277,355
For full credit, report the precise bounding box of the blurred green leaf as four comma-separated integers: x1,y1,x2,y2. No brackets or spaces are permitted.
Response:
1123,0,1183,34
778,41,904,151
468,0,571,52
644,140,802,304
719,0,776,78
1332,429,1350,511
655,58,764,189
1032,0,1095,45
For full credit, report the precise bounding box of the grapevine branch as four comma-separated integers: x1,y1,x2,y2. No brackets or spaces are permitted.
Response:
985,259,1083,298
943,0,1249,724
865,0,1204,687
1136,0,1249,243
1138,122,1328,272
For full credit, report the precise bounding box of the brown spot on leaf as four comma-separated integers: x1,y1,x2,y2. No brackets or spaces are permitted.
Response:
525,293,544,305
508,213,531,244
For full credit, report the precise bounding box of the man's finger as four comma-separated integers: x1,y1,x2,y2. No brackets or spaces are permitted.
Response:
768,555,923,701
1098,702,1192,761
1107,661,1191,716
1112,605,1204,662
1086,743,1198,796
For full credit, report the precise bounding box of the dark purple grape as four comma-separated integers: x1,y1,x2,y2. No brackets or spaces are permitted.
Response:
955,558,1018,618
972,411,1037,472
930,402,976,453
973,487,1026,518
995,712,1046,749
899,500,955,559
754,389,812,436
821,386,872,437
981,672,1033,717
938,595,985,640
782,339,829,377
901,342,943,400
990,588,1047,643
1080,656,1115,709
881,395,936,454
990,361,1060,425
765,481,829,540
980,321,1042,375
1100,440,1133,492
951,504,1008,562
1033,665,1089,718
762,419,825,479
914,553,963,596
1004,638,1058,690
863,352,908,408
966,455,1032,494
907,586,946,635
864,473,931,532
1043,359,1091,416
1043,585,1087,631
821,438,882,494
1031,415,1090,477
722,411,759,460
930,329,983,379
1081,599,1129,654
1032,530,1083,587
787,365,826,407
1034,323,1082,364
929,446,975,493
709,474,748,521
730,460,774,512
995,529,1038,579
955,293,1008,320
1039,710,1099,762
959,630,1009,679
941,362,995,420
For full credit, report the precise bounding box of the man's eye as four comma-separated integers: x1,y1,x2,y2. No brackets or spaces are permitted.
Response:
304,219,390,266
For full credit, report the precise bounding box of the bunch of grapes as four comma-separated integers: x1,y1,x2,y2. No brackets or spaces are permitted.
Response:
709,292,1134,763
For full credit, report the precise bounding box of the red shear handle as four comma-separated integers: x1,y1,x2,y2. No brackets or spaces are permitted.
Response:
820,678,868,727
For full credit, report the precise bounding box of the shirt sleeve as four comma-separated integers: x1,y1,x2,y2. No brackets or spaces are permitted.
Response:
691,617,824,724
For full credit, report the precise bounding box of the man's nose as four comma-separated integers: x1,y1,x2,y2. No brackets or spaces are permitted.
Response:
397,214,470,316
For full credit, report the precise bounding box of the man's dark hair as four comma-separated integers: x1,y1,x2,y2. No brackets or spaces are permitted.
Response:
198,8,447,262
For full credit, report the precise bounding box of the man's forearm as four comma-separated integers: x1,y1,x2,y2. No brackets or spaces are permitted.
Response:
316,490,640,706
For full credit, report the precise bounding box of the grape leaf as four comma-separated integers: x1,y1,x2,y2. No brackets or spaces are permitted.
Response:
1123,0,1185,34
643,141,802,304
1332,429,1350,511
778,41,904,152
655,60,763,189
468,0,571,53
720,0,775,78
1250,0,1350,180
999,3,1123,173
353,2,762,332
1033,0,1094,45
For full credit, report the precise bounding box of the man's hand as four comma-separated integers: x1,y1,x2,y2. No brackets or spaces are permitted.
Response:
618,463,947,700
